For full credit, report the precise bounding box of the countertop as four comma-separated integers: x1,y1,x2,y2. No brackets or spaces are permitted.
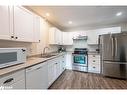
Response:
0,52,66,76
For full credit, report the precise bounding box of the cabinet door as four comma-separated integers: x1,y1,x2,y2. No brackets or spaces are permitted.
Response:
98,27,121,35
26,62,48,89
49,27,57,44
65,53,72,69
33,15,41,42
57,30,63,45
11,78,25,89
0,6,11,40
0,69,25,89
62,32,73,45
48,60,56,86
14,6,34,42
87,30,98,45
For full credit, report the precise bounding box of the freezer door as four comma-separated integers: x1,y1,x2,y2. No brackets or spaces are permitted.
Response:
113,33,127,62
100,34,114,61
102,61,127,79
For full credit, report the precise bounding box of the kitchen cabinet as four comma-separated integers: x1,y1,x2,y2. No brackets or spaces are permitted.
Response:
88,54,101,73
62,32,73,45
87,30,98,45
13,6,34,42
48,54,66,87
97,27,121,35
47,58,58,86
0,69,25,89
65,52,73,70
33,15,41,42
0,6,41,42
26,62,48,89
87,27,121,45
0,6,12,40
49,27,63,45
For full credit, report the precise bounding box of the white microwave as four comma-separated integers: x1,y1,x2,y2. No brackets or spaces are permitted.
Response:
0,48,26,68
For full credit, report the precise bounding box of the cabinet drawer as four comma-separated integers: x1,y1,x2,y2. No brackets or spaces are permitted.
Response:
88,59,100,65
0,69,25,86
88,54,100,60
88,63,100,73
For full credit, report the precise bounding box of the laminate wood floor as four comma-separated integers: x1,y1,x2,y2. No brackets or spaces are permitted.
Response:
49,70,127,89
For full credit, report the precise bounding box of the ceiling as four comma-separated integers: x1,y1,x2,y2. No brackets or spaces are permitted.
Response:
27,6,127,31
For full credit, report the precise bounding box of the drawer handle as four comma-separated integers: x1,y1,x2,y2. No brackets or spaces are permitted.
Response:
93,55,95,57
3,78,14,84
93,66,96,68
36,67,42,70
55,63,58,64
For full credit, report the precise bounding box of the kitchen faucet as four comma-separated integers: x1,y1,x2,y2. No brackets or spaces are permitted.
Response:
42,47,50,55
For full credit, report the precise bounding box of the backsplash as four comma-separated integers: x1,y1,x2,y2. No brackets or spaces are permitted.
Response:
65,39,98,52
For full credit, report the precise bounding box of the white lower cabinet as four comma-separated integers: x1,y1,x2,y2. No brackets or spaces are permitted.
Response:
0,69,25,89
47,58,57,86
48,54,66,87
88,54,101,73
26,62,48,89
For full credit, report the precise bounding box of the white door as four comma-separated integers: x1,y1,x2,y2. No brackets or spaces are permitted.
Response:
62,32,73,45
48,60,56,86
0,6,12,40
66,52,73,69
11,78,25,89
49,27,57,44
26,62,48,89
33,15,41,42
13,6,34,42
87,30,98,44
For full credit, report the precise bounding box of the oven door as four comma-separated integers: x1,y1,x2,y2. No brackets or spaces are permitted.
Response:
73,54,87,66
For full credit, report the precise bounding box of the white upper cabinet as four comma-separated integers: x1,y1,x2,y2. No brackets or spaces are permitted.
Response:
87,30,98,45
33,15,41,42
62,32,73,45
97,27,121,35
0,6,12,40
13,6,34,42
87,27,121,45
49,27,63,45
0,6,41,42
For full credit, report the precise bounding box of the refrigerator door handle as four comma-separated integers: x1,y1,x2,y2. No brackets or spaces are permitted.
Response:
115,37,117,56
111,37,114,57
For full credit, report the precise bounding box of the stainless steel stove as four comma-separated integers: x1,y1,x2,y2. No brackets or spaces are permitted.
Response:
72,48,88,72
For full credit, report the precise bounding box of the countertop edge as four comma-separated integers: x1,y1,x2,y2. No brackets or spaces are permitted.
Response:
0,52,66,76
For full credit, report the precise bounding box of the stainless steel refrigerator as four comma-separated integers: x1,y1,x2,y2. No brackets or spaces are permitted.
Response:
99,32,127,79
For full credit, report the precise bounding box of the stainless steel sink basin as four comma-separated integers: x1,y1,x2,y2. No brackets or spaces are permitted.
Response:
40,54,57,58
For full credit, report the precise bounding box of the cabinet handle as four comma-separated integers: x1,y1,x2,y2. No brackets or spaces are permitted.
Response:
93,55,95,57
15,37,18,39
3,78,14,84
93,66,96,68
93,60,95,62
11,36,14,38
22,49,26,52
36,67,42,70
55,63,58,64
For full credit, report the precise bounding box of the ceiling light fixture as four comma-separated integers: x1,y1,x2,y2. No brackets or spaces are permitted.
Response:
46,13,50,17
116,12,122,16
68,21,72,24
